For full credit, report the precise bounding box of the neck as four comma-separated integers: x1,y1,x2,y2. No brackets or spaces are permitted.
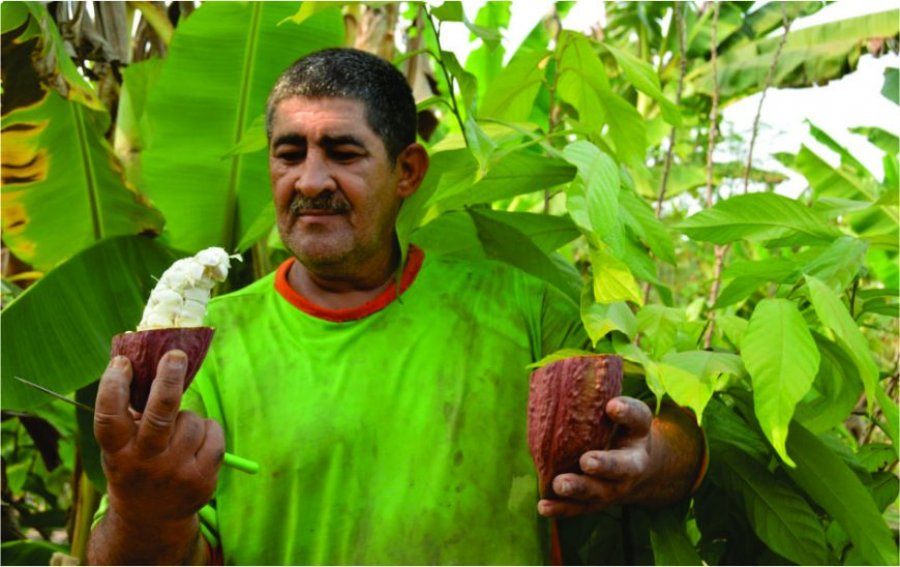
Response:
287,244,400,310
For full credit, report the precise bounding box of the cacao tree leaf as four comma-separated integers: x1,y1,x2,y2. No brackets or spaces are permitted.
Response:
430,1,463,22
805,276,898,449
527,348,597,370
662,351,745,381
140,2,344,254
603,43,681,126
677,193,841,245
656,363,713,424
1,3,164,272
410,209,579,259
618,188,675,264
714,446,828,565
742,299,820,467
590,241,643,306
580,285,637,346
1,236,178,411
479,49,548,122
468,208,581,301
431,148,575,212
648,507,703,566
441,50,478,114
563,141,624,255
785,422,898,566
464,2,509,101
0,540,68,567
715,314,749,349
849,126,900,159
800,236,868,291
794,333,863,434
636,305,683,359
704,398,770,463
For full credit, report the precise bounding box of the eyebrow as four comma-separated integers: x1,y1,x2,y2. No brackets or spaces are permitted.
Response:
272,133,368,151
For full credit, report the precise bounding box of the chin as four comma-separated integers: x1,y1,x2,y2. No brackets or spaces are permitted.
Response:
283,235,353,269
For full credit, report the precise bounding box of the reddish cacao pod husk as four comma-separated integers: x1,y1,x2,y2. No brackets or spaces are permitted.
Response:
110,327,214,412
527,354,623,498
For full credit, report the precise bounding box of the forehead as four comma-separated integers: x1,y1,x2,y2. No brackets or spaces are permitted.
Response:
270,96,376,139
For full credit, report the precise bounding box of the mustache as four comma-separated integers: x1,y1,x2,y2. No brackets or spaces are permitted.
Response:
289,192,351,214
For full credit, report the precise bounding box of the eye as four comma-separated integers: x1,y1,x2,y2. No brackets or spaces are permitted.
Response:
329,148,362,162
276,149,305,162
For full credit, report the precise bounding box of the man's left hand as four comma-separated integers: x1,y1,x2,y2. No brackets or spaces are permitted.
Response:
537,396,656,517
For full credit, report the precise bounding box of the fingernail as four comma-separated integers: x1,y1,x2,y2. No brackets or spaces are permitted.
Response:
558,480,573,495
584,457,600,471
167,351,187,369
112,356,129,369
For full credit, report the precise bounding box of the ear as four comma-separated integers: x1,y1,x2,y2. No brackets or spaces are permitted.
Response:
395,143,430,199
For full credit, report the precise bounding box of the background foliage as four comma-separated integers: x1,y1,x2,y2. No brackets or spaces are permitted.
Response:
2,1,898,564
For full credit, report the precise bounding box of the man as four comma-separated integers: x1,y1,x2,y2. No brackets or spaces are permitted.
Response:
88,48,704,565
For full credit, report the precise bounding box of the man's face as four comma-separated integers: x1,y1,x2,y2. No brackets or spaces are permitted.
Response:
268,96,407,272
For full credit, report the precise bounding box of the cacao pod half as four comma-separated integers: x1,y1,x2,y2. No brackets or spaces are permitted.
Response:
527,354,623,498
110,327,214,412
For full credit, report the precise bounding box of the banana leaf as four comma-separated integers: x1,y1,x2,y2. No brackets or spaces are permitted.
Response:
139,2,344,254
690,10,900,100
1,236,177,412
1,2,164,272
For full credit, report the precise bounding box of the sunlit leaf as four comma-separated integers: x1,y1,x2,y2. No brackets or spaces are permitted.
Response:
794,333,864,434
479,49,548,122
882,66,899,105
618,188,675,264
604,43,681,126
656,363,713,423
637,305,683,359
590,241,643,306
563,141,624,255
742,299,819,467
677,193,841,245
581,284,636,346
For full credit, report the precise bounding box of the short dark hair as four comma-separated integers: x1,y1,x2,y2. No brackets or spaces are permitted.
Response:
266,48,417,162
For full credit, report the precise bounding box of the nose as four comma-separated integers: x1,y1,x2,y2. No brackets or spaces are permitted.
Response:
294,151,337,197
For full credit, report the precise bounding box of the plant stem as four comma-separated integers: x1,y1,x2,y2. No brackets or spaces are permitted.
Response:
70,469,100,564
422,7,469,148
703,1,722,350
653,2,687,219
742,4,791,194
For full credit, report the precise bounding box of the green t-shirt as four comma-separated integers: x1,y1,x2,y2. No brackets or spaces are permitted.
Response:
184,249,588,565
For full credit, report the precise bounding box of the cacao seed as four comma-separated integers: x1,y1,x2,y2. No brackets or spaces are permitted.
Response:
110,327,214,412
527,354,623,498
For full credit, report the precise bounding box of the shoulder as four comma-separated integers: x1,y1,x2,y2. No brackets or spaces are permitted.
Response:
206,271,278,319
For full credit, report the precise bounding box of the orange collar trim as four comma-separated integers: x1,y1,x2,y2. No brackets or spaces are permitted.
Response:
274,247,425,322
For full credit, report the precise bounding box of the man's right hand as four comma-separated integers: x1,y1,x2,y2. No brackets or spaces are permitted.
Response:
89,350,223,564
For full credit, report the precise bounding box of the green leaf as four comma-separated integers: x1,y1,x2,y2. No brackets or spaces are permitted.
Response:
800,236,868,291
636,305,683,359
882,67,899,105
581,286,637,346
648,508,703,565
468,208,580,301
1,540,69,567
794,333,863,434
704,398,771,463
430,1,464,22
662,351,745,381
590,241,643,306
479,49,548,122
141,2,344,253
441,50,478,114
563,141,624,254
714,446,827,565
716,314,749,348
805,276,899,450
603,43,681,126
850,125,900,157
655,363,714,424
677,193,841,245
410,209,579,259
431,148,575,211
1,236,178,411
618,188,675,264
279,1,341,25
785,422,898,566
742,299,820,467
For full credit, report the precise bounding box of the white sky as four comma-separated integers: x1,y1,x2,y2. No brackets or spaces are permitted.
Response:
437,0,900,195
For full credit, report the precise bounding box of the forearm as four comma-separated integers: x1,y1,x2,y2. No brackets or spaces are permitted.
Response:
87,507,208,566
627,402,705,507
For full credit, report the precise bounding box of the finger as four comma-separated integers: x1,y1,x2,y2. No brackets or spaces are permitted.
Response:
606,396,652,438
94,356,137,453
537,497,603,518
580,448,649,480
135,350,188,456
195,419,225,473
